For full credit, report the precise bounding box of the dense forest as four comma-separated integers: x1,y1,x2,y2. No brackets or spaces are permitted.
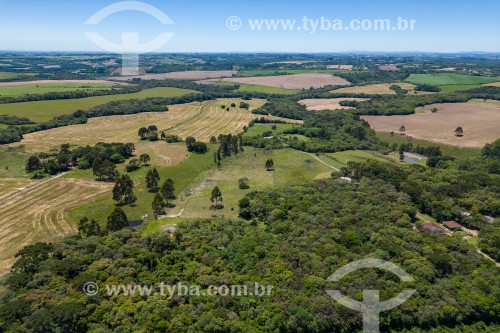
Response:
0,178,498,332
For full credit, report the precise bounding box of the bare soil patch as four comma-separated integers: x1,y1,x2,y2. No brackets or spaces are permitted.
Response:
332,82,434,95
362,100,500,148
221,73,350,89
110,70,237,81
327,65,353,70
299,98,370,111
379,64,399,71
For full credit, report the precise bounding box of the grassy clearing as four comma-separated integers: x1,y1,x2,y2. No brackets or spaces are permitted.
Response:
214,80,299,95
321,150,391,169
0,146,30,178
438,84,482,93
376,132,481,159
405,73,499,86
68,145,217,224
0,82,114,97
0,87,198,122
0,72,36,80
242,123,299,138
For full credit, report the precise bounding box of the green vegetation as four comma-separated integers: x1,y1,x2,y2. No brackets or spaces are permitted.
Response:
214,81,299,95
0,87,197,122
0,147,30,178
0,82,113,97
242,123,298,138
438,84,483,93
405,73,499,86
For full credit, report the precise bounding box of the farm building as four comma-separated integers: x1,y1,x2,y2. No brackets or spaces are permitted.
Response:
443,221,463,231
421,223,450,235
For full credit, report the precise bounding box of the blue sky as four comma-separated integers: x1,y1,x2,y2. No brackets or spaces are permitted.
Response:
0,0,499,52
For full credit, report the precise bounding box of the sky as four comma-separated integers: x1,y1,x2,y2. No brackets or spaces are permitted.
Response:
0,0,499,53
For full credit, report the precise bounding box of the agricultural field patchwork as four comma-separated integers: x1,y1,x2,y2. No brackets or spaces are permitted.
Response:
362,100,500,148
202,80,299,95
0,86,197,122
9,98,302,152
110,70,237,81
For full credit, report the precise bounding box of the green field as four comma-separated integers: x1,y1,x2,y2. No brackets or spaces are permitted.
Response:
0,82,114,97
405,73,499,86
322,150,391,169
236,69,337,77
438,84,483,93
214,81,298,95
377,132,481,159
0,146,30,178
0,87,198,123
243,123,300,137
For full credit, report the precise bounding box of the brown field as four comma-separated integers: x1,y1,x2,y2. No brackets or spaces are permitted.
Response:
110,70,237,81
11,98,301,152
379,64,399,71
436,67,457,72
221,73,351,89
327,65,353,70
299,98,370,111
0,79,130,87
0,177,112,273
362,100,500,148
332,82,433,95
484,81,500,87
134,142,187,166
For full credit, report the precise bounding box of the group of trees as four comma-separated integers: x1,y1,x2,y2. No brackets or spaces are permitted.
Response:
185,136,208,154
2,177,498,332
144,168,176,218
138,125,159,141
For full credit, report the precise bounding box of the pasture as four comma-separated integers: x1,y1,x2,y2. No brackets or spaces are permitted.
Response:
299,98,370,110
10,98,302,152
211,81,299,95
221,73,350,89
0,81,116,97
362,100,500,148
0,177,112,274
405,73,499,86
110,70,237,81
0,87,197,123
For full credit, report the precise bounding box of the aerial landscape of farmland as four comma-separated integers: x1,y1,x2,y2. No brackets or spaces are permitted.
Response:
0,0,498,332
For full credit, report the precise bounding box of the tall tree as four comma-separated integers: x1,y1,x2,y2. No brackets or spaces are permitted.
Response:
107,207,129,232
210,186,223,208
146,168,160,192
265,159,274,171
139,153,151,166
161,178,176,206
399,126,406,135
152,193,165,218
455,127,464,137
138,127,149,140
112,174,137,205
186,137,196,151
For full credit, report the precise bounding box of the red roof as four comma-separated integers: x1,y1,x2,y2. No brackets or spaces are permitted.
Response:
443,221,462,229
